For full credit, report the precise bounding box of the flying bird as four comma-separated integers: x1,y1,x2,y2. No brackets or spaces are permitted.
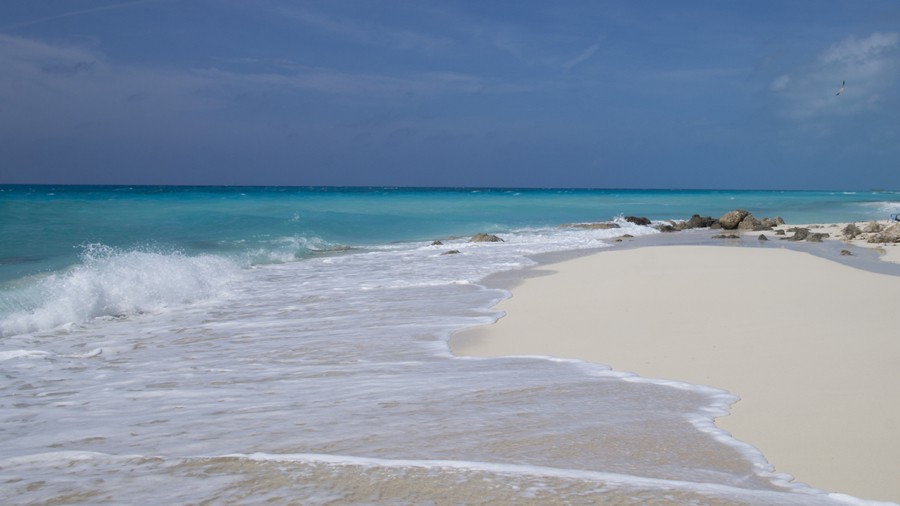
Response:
836,81,845,96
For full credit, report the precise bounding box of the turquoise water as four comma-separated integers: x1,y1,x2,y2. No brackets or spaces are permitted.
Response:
2,185,898,284
3,185,899,505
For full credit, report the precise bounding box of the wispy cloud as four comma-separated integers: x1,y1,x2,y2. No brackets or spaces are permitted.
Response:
563,43,601,71
0,0,170,32
765,32,900,120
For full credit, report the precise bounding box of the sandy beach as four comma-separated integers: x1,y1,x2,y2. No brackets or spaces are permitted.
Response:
452,240,900,502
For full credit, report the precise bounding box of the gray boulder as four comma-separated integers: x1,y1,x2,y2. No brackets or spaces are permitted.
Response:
760,218,778,228
782,228,809,241
709,221,722,230
774,230,786,235
737,214,761,230
775,217,786,225
442,250,461,255
806,233,830,242
624,216,652,226
655,224,677,233
842,223,862,239
868,223,900,243
468,233,504,243
841,250,852,256
718,209,750,229
863,221,884,233
676,214,716,230
431,240,443,246
758,234,768,241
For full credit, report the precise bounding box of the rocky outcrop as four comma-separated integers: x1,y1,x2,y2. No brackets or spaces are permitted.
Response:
782,228,809,241
468,233,504,243
673,214,716,230
863,221,884,233
624,216,651,226
573,222,620,230
806,233,829,242
868,223,900,243
736,214,761,230
442,250,460,255
712,233,740,239
655,224,677,233
431,240,443,246
842,223,862,239
619,234,634,238
718,209,749,229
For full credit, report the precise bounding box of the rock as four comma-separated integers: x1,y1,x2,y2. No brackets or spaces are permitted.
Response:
775,217,785,225
841,223,862,239
677,214,716,230
808,225,822,229
758,234,768,241
624,216,651,226
867,223,900,243
760,218,778,228
841,250,852,256
614,239,622,242
712,233,740,239
442,250,460,255
775,230,786,235
468,233,504,243
332,245,352,250
863,221,883,233
709,221,722,230
447,236,460,240
572,222,620,230
736,214,761,230
806,233,829,242
619,234,634,238
781,228,809,241
655,224,677,233
431,240,443,246
718,209,750,229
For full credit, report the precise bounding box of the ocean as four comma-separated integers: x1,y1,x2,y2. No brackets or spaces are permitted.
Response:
2,186,898,505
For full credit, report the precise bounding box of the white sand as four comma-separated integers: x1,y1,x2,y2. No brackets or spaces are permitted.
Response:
451,245,900,503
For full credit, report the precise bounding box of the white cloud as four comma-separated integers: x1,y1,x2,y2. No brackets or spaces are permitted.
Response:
766,32,900,120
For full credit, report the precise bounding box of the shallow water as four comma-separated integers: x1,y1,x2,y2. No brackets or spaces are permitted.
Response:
2,186,898,505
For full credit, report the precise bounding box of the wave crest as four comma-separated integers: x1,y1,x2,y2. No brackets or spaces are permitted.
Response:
0,244,240,337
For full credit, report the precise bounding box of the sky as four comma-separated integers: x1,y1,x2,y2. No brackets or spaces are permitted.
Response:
0,1,898,189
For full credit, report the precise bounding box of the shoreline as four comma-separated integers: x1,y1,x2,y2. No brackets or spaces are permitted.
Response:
451,229,900,503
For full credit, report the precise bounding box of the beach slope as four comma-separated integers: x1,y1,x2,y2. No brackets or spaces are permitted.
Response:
452,245,900,502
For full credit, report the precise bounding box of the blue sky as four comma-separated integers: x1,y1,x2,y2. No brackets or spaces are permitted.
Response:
1,1,898,189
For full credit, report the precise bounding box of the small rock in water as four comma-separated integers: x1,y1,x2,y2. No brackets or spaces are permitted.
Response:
624,216,651,226
468,233,504,243
806,232,829,242
441,250,460,255
841,250,852,256
758,234,768,241
655,224,677,233
572,222,620,230
711,234,740,239
614,239,623,242
619,234,634,238
431,240,443,246
775,230,786,236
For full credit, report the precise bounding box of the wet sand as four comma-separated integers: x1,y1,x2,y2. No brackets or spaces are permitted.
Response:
451,242,900,503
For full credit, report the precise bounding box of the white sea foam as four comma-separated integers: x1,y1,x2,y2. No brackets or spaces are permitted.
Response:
0,244,241,337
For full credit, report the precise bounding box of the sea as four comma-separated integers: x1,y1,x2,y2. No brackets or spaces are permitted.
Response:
2,186,899,506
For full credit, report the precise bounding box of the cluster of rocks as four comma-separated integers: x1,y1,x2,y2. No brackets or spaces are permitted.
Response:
779,228,830,242
432,232,505,256
842,222,900,243
650,209,785,233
